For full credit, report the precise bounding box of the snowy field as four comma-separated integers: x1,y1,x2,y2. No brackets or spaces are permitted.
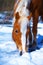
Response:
0,21,43,65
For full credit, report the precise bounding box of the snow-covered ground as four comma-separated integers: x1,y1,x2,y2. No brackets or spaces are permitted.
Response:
0,21,43,65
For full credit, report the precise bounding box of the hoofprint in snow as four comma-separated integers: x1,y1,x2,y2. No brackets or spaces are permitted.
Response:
0,22,43,65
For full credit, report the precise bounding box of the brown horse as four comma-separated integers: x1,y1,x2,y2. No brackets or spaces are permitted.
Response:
12,0,43,55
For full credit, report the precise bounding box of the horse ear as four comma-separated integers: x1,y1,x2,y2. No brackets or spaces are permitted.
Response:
15,12,20,19
27,13,32,20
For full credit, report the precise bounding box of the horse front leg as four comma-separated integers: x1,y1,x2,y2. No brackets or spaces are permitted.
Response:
32,10,39,50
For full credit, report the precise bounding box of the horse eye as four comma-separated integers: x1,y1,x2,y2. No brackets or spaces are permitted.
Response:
15,29,18,34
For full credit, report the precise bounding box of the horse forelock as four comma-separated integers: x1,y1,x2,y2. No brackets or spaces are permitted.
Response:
15,0,32,16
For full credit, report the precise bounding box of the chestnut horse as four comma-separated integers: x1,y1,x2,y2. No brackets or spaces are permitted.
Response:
12,0,32,55
12,0,43,55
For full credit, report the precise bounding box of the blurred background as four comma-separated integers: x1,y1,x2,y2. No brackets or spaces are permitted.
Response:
0,0,16,11
0,0,17,24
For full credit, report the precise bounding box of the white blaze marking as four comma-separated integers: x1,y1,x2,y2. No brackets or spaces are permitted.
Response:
19,17,29,53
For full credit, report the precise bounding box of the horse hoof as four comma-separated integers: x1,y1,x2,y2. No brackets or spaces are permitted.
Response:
29,40,37,52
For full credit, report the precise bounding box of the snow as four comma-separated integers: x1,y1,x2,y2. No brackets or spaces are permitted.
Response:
0,22,43,65
37,22,43,36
